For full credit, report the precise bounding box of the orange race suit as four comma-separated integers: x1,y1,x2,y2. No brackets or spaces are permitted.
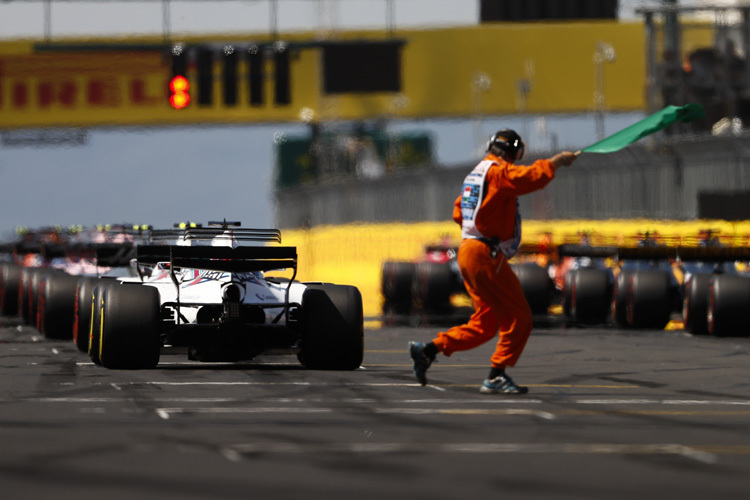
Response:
431,152,556,369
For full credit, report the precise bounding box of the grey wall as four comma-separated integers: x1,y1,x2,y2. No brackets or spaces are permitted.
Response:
274,134,750,228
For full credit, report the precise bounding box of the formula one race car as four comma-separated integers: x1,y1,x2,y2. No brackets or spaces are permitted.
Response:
381,243,464,323
0,225,145,347
381,241,555,325
682,245,750,336
85,222,364,370
558,236,750,334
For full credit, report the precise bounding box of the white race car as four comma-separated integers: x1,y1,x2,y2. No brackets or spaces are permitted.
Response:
85,222,364,370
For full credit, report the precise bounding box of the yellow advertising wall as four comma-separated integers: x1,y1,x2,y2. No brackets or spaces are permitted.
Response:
276,219,750,320
0,22,662,129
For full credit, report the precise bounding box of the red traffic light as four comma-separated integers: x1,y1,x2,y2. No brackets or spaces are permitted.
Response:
169,75,190,110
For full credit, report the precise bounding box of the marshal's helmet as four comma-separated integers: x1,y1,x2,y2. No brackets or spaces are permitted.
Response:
487,129,525,162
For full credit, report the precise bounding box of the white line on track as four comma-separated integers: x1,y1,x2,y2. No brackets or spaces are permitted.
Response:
17,396,750,407
578,399,750,406
154,406,556,420
220,442,718,463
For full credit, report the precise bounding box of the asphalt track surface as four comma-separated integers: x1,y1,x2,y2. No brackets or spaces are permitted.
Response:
2,315,750,500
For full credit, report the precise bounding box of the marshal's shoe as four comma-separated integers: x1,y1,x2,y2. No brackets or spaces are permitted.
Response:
408,341,435,386
480,372,528,394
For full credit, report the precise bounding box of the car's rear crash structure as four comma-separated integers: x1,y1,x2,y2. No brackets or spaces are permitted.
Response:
87,226,364,370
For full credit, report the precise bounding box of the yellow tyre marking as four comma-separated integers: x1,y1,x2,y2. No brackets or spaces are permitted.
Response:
98,300,105,361
88,291,95,354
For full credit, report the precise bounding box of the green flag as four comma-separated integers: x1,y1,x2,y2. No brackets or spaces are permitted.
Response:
581,103,705,154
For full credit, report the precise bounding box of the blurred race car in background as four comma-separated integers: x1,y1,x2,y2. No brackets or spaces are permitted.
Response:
0,225,146,347
380,240,555,325
381,242,464,323
558,230,750,334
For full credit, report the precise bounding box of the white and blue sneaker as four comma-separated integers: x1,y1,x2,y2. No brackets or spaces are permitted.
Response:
480,372,528,394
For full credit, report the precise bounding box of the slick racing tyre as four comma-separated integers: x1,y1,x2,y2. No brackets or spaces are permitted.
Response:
627,270,672,330
683,274,711,335
299,283,364,370
707,274,750,337
612,270,633,328
27,268,47,328
74,277,101,353
381,261,416,314
412,261,454,312
88,282,108,365
512,263,553,315
18,267,43,325
38,271,79,340
98,282,161,369
564,268,611,325
0,263,20,317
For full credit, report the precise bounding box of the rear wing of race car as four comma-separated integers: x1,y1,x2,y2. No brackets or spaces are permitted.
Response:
136,243,298,325
93,243,137,267
140,225,293,273
136,244,297,274
149,226,283,246
558,244,750,262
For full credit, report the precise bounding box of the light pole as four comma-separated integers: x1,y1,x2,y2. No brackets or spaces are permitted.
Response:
594,41,616,141
472,72,492,157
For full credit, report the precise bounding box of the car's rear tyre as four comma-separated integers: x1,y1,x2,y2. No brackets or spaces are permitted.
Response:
98,282,161,369
708,274,750,337
74,277,101,352
27,268,47,328
0,263,20,317
298,283,363,370
412,261,454,312
88,283,108,365
18,267,41,324
513,263,553,315
627,270,672,330
612,270,633,328
0,262,21,316
381,261,416,314
565,268,611,325
38,271,79,340
683,274,711,335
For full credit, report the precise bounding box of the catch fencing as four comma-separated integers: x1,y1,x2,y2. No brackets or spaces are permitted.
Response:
275,134,750,228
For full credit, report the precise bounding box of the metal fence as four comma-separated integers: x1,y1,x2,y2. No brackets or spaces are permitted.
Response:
274,133,750,228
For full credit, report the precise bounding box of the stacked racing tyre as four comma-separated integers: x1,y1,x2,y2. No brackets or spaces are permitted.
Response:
298,283,364,370
707,274,750,337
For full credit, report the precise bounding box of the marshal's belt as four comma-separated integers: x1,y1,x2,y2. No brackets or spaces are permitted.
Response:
476,237,501,259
